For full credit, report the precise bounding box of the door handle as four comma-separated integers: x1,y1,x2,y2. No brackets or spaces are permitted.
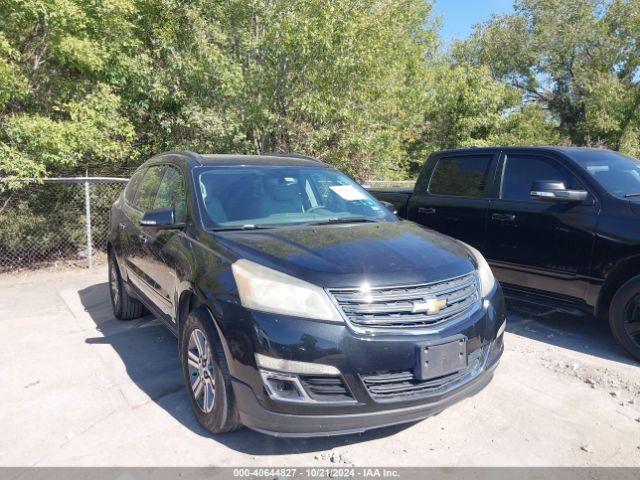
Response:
491,213,516,222
418,207,436,215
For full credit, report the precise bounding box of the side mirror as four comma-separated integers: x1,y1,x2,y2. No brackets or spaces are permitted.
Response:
140,208,183,229
379,201,398,215
530,180,588,203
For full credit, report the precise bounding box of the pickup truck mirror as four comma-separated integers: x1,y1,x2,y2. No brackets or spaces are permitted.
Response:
379,201,398,215
530,180,588,203
140,208,184,229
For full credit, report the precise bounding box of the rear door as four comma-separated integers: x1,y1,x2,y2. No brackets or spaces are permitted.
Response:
407,152,499,250
485,152,598,301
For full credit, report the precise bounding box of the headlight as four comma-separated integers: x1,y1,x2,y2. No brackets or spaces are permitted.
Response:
231,259,343,322
461,242,496,298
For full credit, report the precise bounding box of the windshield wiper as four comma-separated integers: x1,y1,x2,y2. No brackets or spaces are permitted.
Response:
303,217,381,226
624,193,640,198
210,224,274,232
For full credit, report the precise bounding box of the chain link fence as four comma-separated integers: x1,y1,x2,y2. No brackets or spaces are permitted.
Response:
0,178,128,273
0,176,415,274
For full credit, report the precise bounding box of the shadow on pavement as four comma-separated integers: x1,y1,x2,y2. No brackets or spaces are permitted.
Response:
79,282,415,454
505,298,639,367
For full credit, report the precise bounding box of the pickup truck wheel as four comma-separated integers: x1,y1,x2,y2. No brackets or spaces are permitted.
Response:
108,254,143,321
609,276,640,361
180,310,242,434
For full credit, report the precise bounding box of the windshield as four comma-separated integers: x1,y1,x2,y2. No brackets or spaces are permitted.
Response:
572,150,640,198
195,166,396,229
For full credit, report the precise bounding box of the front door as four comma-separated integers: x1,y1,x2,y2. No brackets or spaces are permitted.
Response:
485,153,598,301
124,164,168,308
141,164,188,322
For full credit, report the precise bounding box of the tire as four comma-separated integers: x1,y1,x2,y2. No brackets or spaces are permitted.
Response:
108,253,144,321
609,275,640,361
180,309,242,434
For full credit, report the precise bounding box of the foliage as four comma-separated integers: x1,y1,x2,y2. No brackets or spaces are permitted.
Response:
405,61,562,175
1,0,640,188
457,0,640,156
0,0,439,184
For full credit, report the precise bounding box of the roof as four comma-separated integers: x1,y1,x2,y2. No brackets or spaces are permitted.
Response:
436,146,620,158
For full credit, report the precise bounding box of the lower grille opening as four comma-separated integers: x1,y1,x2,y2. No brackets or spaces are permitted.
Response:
362,369,468,401
299,375,353,402
361,346,488,402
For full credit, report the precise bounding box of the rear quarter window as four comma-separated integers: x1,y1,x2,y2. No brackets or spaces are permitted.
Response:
124,168,146,205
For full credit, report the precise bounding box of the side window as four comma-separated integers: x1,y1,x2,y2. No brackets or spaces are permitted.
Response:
153,166,187,223
125,168,146,204
501,155,580,202
133,165,166,212
428,155,493,198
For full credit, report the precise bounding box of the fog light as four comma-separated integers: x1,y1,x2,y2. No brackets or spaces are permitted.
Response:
259,370,307,402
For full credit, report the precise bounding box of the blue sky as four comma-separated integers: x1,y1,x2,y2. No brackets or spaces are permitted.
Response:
434,0,514,40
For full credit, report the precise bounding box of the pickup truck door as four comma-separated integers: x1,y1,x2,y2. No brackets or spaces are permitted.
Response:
485,153,598,301
407,153,499,251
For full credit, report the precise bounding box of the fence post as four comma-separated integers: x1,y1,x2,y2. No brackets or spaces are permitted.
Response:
84,179,93,269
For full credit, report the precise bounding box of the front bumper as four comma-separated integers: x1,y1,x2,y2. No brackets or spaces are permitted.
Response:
233,343,500,437
218,285,506,437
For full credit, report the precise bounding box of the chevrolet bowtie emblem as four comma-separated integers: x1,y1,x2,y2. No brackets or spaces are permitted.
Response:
412,296,447,314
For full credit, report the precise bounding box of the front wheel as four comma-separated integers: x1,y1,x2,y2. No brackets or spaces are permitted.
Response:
108,253,144,321
180,310,242,434
609,275,640,361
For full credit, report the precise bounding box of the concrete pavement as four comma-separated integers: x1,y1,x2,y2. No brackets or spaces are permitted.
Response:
0,266,639,466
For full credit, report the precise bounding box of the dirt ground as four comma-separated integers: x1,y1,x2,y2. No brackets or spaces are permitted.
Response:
0,266,639,467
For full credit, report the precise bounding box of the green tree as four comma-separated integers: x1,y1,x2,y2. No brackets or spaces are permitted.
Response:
0,0,440,186
0,0,139,188
458,0,640,156
408,61,561,175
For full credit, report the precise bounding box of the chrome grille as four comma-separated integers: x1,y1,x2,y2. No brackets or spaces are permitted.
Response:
328,272,479,329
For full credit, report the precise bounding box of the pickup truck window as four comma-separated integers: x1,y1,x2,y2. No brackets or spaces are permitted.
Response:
196,166,395,229
501,155,580,202
428,155,493,198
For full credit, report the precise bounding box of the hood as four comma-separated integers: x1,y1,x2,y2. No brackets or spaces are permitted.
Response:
212,221,475,288
628,199,640,216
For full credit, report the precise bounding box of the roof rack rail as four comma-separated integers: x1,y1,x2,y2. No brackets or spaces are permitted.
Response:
178,150,205,165
265,152,326,164
156,150,205,165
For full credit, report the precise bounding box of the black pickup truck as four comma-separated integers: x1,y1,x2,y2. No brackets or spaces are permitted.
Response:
370,146,640,361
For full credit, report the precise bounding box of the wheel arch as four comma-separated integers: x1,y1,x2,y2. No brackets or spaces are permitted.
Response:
596,256,640,318
177,288,201,333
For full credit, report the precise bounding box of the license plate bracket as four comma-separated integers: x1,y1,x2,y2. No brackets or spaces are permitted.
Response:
416,336,468,380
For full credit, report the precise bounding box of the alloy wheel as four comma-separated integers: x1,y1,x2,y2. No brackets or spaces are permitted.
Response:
109,257,120,311
624,295,640,347
187,328,216,413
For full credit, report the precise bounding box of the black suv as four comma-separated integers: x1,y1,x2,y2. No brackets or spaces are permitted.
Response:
108,151,505,436
371,147,640,361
